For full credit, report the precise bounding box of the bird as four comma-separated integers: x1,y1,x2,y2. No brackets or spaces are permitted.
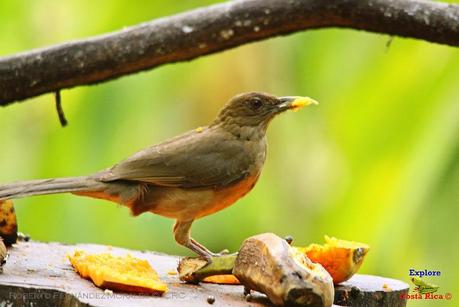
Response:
0,92,317,260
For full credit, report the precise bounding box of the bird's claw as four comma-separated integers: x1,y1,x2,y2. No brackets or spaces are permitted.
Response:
212,249,230,256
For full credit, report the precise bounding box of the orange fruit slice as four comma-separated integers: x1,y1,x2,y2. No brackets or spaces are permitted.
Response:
297,236,369,284
202,274,240,285
68,250,167,295
0,200,18,245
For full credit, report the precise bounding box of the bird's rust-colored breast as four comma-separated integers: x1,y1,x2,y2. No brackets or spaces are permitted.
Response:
195,174,260,219
147,174,260,221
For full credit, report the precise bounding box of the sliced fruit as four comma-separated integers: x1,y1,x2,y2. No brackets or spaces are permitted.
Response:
0,200,18,245
202,274,240,285
297,236,369,284
68,250,167,295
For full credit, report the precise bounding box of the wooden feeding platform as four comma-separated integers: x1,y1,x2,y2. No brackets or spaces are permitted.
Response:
0,241,409,306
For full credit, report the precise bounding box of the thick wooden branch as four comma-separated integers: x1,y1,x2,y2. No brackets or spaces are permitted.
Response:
1,0,458,105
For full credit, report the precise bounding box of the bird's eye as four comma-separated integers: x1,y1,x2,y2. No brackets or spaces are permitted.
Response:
249,98,263,110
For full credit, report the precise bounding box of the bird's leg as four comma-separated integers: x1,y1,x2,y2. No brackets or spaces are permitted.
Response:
189,238,213,255
173,220,217,261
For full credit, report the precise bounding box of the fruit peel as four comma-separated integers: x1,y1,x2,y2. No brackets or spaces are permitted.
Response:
0,200,18,245
233,233,334,306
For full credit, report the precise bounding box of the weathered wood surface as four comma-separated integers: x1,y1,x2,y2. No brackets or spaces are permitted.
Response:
0,241,409,306
335,275,409,307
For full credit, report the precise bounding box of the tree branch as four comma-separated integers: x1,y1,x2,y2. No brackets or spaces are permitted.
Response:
1,0,458,105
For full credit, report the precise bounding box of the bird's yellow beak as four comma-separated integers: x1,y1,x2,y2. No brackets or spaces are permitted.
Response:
277,96,319,112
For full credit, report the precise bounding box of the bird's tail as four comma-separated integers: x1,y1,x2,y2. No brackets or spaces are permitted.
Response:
0,176,104,201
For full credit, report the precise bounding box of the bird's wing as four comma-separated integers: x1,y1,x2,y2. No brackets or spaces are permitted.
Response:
101,128,254,188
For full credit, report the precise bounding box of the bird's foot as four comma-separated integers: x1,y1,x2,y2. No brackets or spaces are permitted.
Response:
207,249,228,257
198,251,221,263
209,249,238,257
187,238,236,262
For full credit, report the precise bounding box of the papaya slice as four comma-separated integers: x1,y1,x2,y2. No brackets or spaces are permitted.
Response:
296,236,369,284
68,250,167,295
202,274,240,285
0,200,18,245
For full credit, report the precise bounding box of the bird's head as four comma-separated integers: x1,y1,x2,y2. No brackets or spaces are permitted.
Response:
213,92,318,134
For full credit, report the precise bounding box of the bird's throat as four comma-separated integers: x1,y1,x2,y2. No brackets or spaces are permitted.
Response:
220,121,267,141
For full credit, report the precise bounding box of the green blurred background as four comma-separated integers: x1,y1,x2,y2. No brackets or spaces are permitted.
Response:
1,1,458,305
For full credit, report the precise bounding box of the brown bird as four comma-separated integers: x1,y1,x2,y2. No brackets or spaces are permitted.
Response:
0,92,317,260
